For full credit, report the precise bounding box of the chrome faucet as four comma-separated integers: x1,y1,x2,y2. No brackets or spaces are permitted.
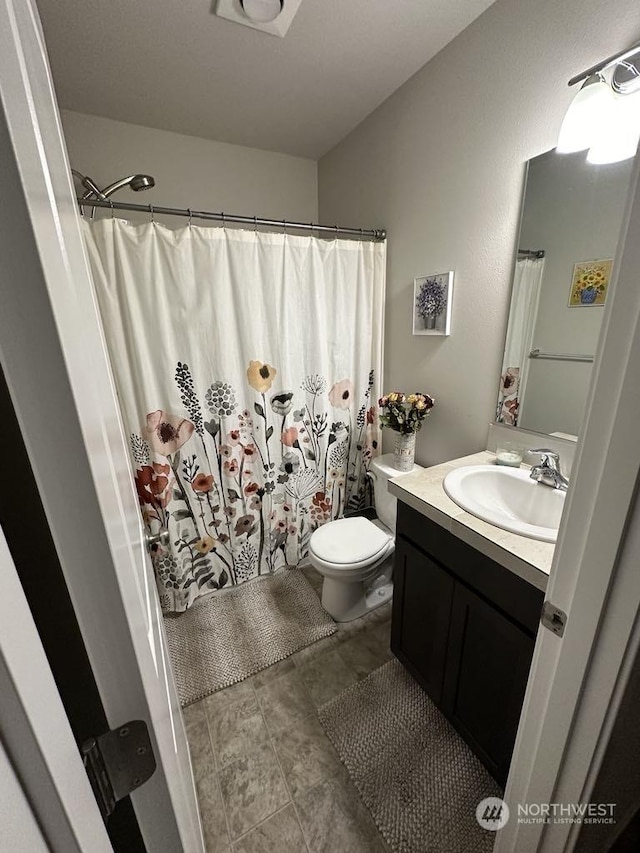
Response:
528,449,569,491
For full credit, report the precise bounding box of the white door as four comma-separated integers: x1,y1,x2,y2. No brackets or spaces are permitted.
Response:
0,739,52,853
0,523,112,853
0,1,203,850
495,155,640,850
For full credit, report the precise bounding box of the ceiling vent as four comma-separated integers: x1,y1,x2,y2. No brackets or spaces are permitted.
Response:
215,0,303,38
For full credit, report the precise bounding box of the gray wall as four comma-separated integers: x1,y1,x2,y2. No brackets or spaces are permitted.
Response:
318,0,640,466
518,151,632,436
62,110,318,227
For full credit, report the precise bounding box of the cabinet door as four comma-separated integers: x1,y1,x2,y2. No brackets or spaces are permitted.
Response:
391,537,455,706
442,582,536,785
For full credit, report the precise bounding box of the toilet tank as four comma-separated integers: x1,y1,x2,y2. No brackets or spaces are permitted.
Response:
370,453,422,533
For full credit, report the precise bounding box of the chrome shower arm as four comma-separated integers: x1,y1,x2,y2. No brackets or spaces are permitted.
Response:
100,176,139,198
72,169,107,200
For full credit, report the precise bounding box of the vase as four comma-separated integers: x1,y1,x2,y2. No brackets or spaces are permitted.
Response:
393,432,416,471
580,287,597,304
424,314,437,330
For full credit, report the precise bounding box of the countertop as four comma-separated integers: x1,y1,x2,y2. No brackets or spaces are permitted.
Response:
389,450,553,592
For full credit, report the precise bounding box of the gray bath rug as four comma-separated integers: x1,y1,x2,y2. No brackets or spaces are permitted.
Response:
318,659,502,853
164,570,336,706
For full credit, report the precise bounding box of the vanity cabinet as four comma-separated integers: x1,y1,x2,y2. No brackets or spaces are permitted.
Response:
391,502,545,785
392,538,454,706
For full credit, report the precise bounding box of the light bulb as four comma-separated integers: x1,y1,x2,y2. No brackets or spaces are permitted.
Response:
587,90,640,164
240,0,283,23
557,75,615,154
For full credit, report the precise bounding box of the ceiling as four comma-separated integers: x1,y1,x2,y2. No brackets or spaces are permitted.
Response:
36,0,496,160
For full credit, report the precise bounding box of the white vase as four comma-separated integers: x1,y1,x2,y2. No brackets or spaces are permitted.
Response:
392,432,416,471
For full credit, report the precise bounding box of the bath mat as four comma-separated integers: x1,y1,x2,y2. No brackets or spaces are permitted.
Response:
164,570,336,706
318,659,501,853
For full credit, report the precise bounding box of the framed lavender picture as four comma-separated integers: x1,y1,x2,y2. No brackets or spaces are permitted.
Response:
413,271,453,336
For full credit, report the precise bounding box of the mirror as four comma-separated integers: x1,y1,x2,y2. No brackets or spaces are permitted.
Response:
496,148,634,438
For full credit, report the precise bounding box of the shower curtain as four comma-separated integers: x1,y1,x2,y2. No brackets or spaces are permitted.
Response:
496,256,544,426
83,219,386,612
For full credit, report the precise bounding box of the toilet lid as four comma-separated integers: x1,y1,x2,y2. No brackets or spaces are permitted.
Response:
310,517,392,565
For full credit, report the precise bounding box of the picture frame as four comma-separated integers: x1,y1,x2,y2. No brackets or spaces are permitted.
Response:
413,271,453,336
568,259,613,307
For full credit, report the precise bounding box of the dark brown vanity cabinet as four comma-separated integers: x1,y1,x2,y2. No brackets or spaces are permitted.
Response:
391,502,545,785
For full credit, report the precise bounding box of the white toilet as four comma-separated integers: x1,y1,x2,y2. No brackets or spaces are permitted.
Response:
309,454,422,622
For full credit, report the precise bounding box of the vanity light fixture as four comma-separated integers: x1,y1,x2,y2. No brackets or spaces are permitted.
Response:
557,74,614,154
559,43,640,164
587,90,640,164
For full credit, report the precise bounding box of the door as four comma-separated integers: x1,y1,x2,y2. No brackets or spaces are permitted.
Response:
0,522,112,852
442,583,535,785
0,738,50,853
391,537,455,705
0,364,145,851
0,1,203,850
494,154,640,849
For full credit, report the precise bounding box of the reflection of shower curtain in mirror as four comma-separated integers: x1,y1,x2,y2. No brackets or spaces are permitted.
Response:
497,257,545,426
83,220,385,612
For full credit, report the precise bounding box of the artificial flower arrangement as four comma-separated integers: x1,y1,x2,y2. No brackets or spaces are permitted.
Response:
378,391,435,435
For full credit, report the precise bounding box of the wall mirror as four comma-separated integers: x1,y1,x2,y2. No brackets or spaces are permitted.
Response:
495,148,634,438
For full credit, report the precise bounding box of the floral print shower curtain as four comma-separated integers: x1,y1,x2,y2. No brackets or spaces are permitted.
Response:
496,256,545,426
83,220,386,612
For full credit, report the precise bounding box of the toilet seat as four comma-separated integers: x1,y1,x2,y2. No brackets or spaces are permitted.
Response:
309,516,394,574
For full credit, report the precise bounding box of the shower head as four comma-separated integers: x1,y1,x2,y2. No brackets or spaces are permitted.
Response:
72,168,156,202
101,174,156,198
72,168,157,222
129,174,155,192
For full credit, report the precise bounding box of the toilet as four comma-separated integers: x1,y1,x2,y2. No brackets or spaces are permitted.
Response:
309,453,422,622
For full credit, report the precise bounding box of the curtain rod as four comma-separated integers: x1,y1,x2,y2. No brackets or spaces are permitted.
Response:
518,248,545,259
76,198,386,241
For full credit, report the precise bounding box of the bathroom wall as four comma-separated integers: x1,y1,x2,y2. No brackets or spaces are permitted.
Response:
318,0,640,466
61,110,318,227
518,152,633,436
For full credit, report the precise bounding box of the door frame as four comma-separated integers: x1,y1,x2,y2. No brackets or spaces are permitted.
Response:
495,151,640,850
0,523,113,853
0,737,53,853
0,0,203,850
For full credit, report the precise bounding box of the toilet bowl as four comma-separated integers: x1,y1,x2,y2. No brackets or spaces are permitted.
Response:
309,453,422,622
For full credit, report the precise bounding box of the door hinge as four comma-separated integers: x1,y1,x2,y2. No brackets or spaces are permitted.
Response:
82,720,156,820
541,601,567,637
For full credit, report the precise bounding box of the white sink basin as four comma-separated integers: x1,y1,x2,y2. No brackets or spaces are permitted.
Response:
443,465,565,543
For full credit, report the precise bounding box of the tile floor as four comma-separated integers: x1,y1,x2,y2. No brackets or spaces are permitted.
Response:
182,566,392,852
